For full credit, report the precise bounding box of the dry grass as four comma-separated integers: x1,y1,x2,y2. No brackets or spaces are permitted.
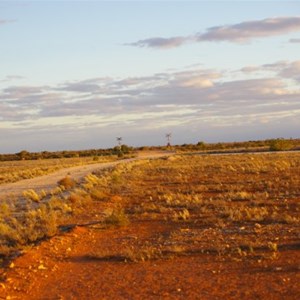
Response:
1,152,299,264
92,152,300,261
0,156,116,185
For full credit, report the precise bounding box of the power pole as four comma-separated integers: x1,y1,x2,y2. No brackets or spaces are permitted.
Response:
116,137,122,148
166,133,171,147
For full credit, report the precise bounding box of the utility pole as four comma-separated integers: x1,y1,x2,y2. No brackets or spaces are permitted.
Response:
166,133,171,147
116,137,122,149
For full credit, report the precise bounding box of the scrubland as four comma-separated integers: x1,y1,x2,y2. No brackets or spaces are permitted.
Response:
0,152,299,299
0,156,116,185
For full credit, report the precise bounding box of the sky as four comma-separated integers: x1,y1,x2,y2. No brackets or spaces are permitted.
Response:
0,0,300,153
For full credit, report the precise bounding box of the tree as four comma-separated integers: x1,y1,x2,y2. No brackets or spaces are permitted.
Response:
197,141,206,150
269,139,292,151
17,150,30,160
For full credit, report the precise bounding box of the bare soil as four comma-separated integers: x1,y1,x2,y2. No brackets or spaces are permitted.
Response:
0,152,299,299
1,205,299,300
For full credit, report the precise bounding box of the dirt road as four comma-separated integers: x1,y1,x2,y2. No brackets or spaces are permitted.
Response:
0,152,170,200
0,150,294,200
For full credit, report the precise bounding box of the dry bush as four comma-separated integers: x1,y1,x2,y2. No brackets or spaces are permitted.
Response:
124,246,163,262
23,189,40,202
67,190,92,212
90,189,108,201
104,208,129,227
0,204,58,256
57,176,77,189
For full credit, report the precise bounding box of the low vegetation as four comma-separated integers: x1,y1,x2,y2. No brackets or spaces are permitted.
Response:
1,152,299,268
0,145,134,162
0,156,117,185
1,138,299,164
1,138,299,185
101,152,299,262
139,138,300,152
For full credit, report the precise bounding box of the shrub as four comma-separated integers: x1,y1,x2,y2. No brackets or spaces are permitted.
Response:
269,139,293,151
57,176,77,189
104,208,129,227
0,204,58,256
90,189,108,201
22,204,58,242
23,189,40,202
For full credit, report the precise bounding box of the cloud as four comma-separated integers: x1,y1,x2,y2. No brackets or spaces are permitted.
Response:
279,62,300,82
171,69,221,88
0,86,46,101
129,17,300,48
196,17,300,43
0,19,16,26
0,75,24,83
289,38,300,43
127,36,188,49
0,60,299,152
1,63,299,121
262,60,300,82
239,66,260,73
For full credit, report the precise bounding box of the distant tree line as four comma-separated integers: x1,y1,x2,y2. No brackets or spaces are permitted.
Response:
137,138,300,153
0,138,299,161
0,146,134,162
172,138,300,152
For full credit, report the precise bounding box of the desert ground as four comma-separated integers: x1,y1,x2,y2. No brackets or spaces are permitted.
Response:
0,151,299,299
